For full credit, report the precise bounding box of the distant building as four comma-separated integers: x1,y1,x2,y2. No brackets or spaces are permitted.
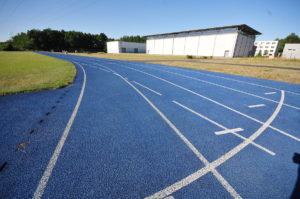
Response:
145,24,261,57
282,43,300,59
107,41,146,54
254,41,279,57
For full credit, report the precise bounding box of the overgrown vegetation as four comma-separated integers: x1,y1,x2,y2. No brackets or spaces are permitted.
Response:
0,29,109,52
276,33,300,53
119,35,146,43
0,52,76,95
0,29,146,52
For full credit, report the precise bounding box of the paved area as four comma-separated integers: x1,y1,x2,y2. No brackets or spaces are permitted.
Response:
1,52,300,199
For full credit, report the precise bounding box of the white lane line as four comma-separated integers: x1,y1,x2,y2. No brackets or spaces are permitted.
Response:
148,91,284,198
265,92,276,95
88,65,110,72
173,101,275,156
248,104,265,108
97,67,110,72
215,128,244,135
130,63,300,110
133,81,162,96
32,62,87,199
164,196,174,199
99,65,242,199
116,65,300,142
131,62,300,96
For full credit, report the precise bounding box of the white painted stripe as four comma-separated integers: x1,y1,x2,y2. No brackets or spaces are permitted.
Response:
164,196,174,199
215,128,244,135
99,65,242,199
132,64,300,110
117,65,300,142
133,81,162,96
248,104,265,108
88,65,110,72
173,101,275,156
147,91,284,198
97,67,110,72
32,62,87,199
265,92,276,95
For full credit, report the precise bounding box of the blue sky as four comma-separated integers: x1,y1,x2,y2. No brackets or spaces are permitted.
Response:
0,0,299,42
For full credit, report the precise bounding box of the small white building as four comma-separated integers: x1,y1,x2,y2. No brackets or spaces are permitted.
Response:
107,41,146,53
282,43,300,59
145,24,261,57
254,41,279,57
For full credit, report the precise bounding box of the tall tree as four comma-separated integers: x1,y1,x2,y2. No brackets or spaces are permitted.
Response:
276,33,300,53
119,35,146,43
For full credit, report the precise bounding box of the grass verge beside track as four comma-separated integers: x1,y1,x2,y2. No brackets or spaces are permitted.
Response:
0,51,76,95
147,61,300,84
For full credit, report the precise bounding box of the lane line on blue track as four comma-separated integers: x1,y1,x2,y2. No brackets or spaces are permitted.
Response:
215,128,244,135
265,92,276,95
133,81,162,96
173,100,275,156
87,65,111,72
96,67,110,72
127,62,300,96
127,62,300,110
164,196,174,199
99,64,242,199
248,104,266,108
109,64,300,142
148,91,284,199
32,62,86,199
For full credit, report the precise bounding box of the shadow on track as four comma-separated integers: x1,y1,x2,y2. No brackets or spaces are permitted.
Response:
291,153,300,199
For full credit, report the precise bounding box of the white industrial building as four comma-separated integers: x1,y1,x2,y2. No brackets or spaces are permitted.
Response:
107,41,146,54
282,43,300,59
145,24,261,57
254,41,279,57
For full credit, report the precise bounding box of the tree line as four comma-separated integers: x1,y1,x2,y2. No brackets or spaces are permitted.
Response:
0,28,146,52
275,33,300,52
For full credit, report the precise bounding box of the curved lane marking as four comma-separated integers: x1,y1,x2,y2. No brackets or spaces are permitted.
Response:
32,62,86,199
101,65,242,199
146,90,285,199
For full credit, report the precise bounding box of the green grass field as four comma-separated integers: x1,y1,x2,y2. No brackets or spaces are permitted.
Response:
0,51,76,95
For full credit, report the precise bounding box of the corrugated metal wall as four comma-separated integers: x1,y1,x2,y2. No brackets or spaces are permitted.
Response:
146,29,255,57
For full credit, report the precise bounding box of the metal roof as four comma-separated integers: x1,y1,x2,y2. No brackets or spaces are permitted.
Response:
145,24,261,37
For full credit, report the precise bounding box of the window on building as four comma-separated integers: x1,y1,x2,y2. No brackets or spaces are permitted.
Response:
134,48,138,53
121,48,126,53
272,42,276,44
261,42,264,44
271,46,275,48
266,42,270,44
265,46,269,48
270,50,274,52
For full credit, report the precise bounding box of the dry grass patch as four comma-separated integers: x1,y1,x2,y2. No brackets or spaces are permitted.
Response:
149,61,300,84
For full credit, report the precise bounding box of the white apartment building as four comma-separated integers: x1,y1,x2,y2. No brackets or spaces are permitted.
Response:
107,41,146,53
145,24,261,57
254,40,279,57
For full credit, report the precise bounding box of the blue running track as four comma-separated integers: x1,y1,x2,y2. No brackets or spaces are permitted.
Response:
1,52,300,199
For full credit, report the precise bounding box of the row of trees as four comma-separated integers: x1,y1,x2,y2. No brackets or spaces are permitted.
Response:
275,33,300,52
119,35,146,43
0,29,146,52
